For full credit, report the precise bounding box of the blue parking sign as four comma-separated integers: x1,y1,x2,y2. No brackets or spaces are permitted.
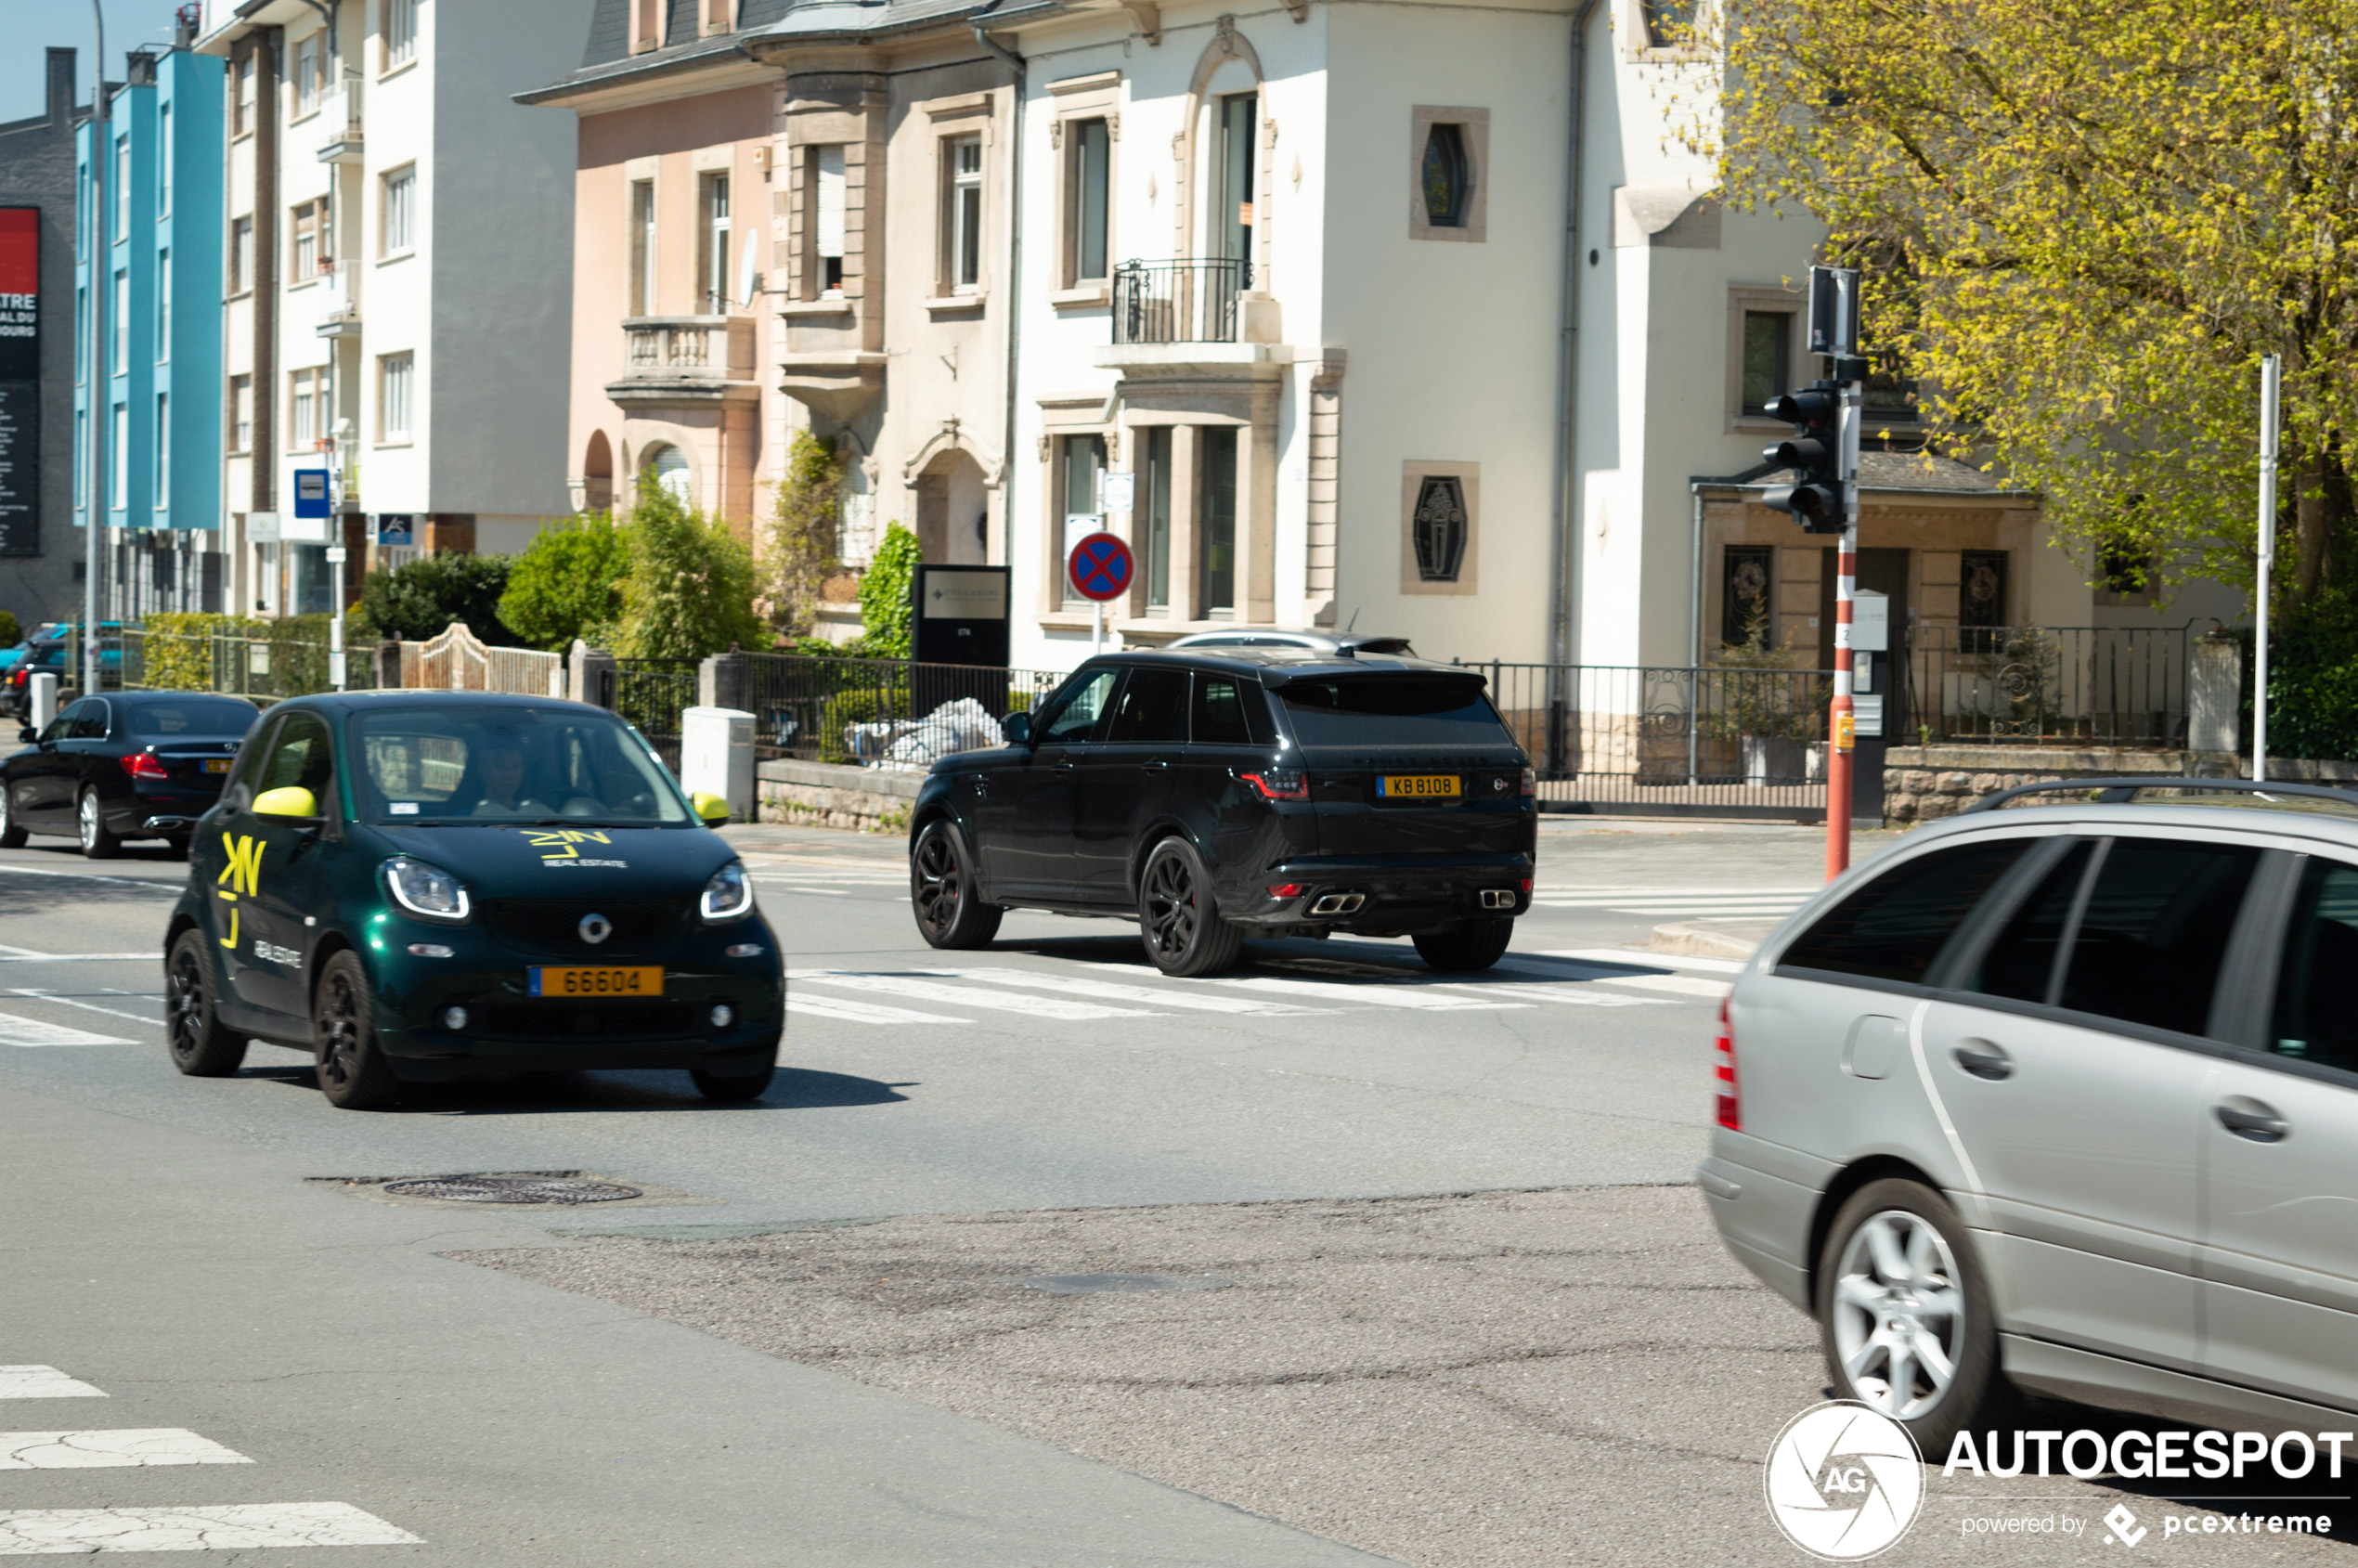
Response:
293,470,330,519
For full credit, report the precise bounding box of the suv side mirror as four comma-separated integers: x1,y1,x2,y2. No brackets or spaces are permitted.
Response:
1002,711,1031,745
15,726,31,744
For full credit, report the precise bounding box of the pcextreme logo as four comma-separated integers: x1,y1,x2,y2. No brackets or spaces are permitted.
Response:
1765,1402,1925,1560
214,833,265,949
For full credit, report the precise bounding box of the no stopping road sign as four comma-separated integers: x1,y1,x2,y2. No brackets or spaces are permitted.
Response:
1068,531,1134,603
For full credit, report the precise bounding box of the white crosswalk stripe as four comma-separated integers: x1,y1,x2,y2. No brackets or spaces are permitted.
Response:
788,991,971,1026
796,972,1161,1020
0,1011,132,1048
0,1431,251,1471
1531,886,1813,917
1422,981,1669,1007
942,967,1327,1015
1198,975,1529,1011
0,1503,421,1553
0,1368,105,1401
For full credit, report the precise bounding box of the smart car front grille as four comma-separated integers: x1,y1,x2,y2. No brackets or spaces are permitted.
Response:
481,900,693,955
464,997,706,1043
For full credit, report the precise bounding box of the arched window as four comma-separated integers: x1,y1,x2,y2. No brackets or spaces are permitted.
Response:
641,443,693,504
1420,123,1471,229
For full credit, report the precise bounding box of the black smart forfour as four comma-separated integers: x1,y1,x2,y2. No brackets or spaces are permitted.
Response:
907,649,1537,976
162,692,784,1109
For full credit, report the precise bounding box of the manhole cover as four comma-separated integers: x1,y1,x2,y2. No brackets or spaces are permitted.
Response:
379,1175,644,1205
1012,1273,1232,1295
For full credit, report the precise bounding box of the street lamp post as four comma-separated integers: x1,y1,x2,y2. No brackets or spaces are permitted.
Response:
83,0,108,696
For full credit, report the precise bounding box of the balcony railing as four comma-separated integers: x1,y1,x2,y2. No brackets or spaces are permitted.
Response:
612,317,756,401
627,317,724,371
1111,257,1250,345
316,78,363,163
316,259,360,338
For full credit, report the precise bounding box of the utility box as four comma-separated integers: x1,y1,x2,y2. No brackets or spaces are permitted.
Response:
27,672,56,733
680,706,756,819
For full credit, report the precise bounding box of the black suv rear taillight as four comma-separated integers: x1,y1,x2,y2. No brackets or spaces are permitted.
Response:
1240,769,1308,801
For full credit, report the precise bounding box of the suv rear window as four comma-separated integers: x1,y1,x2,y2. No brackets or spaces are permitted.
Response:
1277,676,1509,747
1781,838,2029,984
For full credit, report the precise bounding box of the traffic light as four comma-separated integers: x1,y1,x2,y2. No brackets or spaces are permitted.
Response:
1760,383,1845,534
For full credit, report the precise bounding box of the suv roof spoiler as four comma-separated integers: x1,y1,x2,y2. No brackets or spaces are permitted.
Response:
1965,777,2358,813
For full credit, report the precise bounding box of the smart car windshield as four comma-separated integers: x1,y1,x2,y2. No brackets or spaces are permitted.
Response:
351,706,691,827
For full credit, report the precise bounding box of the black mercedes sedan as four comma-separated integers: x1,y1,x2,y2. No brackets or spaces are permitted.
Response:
908,649,1536,976
2,692,260,858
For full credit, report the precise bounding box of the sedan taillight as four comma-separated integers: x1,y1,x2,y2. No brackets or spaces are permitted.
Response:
1520,766,1535,797
122,753,170,782
1714,997,1741,1131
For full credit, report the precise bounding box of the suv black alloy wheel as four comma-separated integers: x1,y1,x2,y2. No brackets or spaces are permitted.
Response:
912,820,1004,950
1139,837,1242,977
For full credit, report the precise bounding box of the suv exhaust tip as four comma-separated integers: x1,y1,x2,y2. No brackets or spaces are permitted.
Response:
1308,892,1366,916
1480,888,1517,910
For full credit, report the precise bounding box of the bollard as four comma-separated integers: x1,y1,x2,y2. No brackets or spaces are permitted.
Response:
27,671,58,733
680,706,756,820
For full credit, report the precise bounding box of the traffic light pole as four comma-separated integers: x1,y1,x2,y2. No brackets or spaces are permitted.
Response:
1826,376,1863,880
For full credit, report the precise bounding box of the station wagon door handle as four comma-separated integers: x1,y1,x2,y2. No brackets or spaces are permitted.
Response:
1049,759,1076,773
1951,1040,2014,1081
2215,1096,2289,1143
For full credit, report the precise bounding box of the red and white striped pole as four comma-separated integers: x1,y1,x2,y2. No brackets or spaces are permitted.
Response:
1826,376,1862,880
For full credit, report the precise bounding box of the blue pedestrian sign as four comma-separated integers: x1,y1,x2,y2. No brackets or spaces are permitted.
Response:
293,470,330,520
1067,531,1134,603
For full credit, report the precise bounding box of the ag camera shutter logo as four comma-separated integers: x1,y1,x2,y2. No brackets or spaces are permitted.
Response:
1765,1401,1925,1559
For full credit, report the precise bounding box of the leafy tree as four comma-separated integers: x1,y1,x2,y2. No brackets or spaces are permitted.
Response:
0,611,19,648
1697,0,2358,604
760,431,844,640
613,477,764,661
854,521,921,659
498,512,632,652
355,553,518,644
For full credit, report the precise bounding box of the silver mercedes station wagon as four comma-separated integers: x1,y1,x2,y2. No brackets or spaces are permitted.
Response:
1703,781,2358,1453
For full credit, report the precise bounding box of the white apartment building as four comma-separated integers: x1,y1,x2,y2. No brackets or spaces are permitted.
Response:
200,0,582,616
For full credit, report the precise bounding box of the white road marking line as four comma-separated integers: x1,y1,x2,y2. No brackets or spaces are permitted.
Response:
796,973,1160,1020
0,1368,105,1401
772,887,851,896
0,953,154,964
1199,976,1529,1011
0,1430,251,1470
1421,981,1670,1007
0,1501,421,1553
0,866,179,891
1542,949,1749,975
0,1011,131,1047
941,966,1329,1015
7,991,161,1026
787,992,971,1026
1535,966,1729,998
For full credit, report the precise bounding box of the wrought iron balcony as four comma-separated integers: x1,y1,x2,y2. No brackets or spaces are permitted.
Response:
1111,257,1251,345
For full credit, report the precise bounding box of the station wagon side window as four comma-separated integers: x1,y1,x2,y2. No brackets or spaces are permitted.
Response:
1965,839,2094,1004
1778,838,2029,985
2051,839,2259,1032
1037,668,1119,746
2271,857,2358,1074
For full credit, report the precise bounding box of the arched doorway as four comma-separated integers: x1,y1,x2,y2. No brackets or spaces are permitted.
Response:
582,430,614,512
913,449,988,565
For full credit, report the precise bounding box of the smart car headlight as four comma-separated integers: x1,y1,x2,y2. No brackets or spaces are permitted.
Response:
382,856,472,923
701,861,754,922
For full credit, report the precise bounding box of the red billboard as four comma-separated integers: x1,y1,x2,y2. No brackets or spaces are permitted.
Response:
0,207,33,382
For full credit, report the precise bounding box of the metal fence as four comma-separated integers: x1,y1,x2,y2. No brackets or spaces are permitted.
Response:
1111,257,1251,344
1900,625,2192,746
70,625,381,703
730,653,1070,765
612,658,701,773
1476,662,1836,812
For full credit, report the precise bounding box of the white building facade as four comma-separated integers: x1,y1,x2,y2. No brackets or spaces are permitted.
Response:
199,0,581,616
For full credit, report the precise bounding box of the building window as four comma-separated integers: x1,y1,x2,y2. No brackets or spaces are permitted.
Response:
158,105,172,215
632,0,664,51
2101,542,2154,602
1141,426,1173,609
74,408,85,506
1641,0,1699,47
294,34,323,115
73,285,84,383
156,252,169,356
1741,310,1792,415
643,443,693,502
290,368,318,450
382,166,415,254
1410,475,1468,583
155,392,169,496
1213,94,1255,268
379,352,412,441
811,148,845,297
383,0,418,69
229,216,253,293
1068,117,1109,283
1959,550,2009,651
232,54,254,137
1420,123,1470,228
700,172,731,312
1200,427,1238,612
113,269,126,370
1058,434,1105,604
945,136,982,294
1720,545,1775,650
628,179,654,315
703,0,735,34
115,137,129,240
111,404,127,509
292,200,321,279
229,375,252,453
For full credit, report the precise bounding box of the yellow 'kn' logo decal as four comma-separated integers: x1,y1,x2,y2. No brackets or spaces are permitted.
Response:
215,834,265,948
523,829,612,862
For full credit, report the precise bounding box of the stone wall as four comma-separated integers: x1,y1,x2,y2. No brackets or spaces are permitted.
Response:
1883,745,2358,824
756,758,922,835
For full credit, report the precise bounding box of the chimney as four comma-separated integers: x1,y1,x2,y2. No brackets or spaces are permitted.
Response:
126,51,158,88
45,47,75,128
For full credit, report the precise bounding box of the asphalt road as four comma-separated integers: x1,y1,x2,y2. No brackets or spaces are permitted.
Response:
6,815,2328,1565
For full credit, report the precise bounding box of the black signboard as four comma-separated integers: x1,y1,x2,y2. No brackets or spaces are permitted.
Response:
0,381,35,556
913,565,1010,667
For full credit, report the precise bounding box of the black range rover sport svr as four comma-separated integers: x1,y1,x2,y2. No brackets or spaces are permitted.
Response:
907,649,1536,976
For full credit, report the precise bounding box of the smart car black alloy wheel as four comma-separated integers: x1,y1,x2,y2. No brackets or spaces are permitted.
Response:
313,950,400,1110
912,821,1003,950
1139,837,1242,977
165,930,247,1077
0,784,22,849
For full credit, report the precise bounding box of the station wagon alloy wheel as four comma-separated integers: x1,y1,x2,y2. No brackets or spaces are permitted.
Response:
1830,1208,1965,1423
